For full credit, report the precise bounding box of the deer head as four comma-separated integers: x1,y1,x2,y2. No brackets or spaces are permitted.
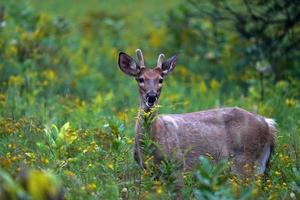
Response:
118,49,178,111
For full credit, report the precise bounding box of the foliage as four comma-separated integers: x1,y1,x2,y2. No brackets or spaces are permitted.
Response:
192,156,232,200
0,0,299,199
167,0,300,96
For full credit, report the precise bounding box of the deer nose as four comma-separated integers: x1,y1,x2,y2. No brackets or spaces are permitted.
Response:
146,92,157,104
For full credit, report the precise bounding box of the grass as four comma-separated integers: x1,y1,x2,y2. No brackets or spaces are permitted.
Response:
0,0,300,199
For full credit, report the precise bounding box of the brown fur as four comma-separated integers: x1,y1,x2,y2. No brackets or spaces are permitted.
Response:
118,50,276,176
135,107,276,175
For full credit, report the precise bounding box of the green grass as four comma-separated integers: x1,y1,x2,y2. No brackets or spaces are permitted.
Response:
0,0,300,199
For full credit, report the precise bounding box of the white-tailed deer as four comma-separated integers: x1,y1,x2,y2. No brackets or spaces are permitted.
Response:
118,49,276,176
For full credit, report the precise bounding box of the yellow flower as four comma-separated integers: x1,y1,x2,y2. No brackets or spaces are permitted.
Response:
9,75,24,87
177,66,189,77
41,158,49,165
143,169,150,177
93,93,103,106
274,171,281,176
251,188,258,196
149,26,167,48
126,138,133,145
64,170,75,177
109,47,118,61
28,170,60,200
282,182,287,187
205,152,214,160
76,65,89,76
117,111,128,122
85,183,97,192
285,98,297,107
65,131,78,145
33,28,44,40
5,44,18,58
199,81,207,94
107,163,114,170
210,79,220,91
156,186,163,195
41,69,57,81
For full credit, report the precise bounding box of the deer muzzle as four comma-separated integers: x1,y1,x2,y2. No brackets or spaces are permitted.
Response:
146,92,158,108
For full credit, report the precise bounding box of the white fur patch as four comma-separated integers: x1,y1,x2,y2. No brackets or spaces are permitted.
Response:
162,116,178,129
130,61,137,70
265,118,276,129
259,144,271,174
162,70,169,75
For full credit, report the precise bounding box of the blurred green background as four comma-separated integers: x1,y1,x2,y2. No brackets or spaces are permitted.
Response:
0,0,299,199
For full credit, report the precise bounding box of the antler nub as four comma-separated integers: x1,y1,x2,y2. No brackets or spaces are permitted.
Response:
136,49,145,68
157,53,165,69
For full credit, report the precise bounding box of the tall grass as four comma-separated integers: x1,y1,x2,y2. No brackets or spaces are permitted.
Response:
0,0,299,199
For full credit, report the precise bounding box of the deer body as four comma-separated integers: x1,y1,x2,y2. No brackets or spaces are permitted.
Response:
118,49,276,175
135,108,275,174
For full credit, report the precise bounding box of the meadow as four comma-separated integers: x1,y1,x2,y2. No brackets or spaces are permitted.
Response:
0,0,300,199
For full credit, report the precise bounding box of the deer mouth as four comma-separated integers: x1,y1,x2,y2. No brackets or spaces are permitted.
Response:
145,96,157,108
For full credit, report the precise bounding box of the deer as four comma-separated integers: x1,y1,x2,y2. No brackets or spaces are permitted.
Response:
118,49,276,178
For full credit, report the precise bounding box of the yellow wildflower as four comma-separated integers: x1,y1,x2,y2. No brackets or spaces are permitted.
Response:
177,66,189,77
41,158,49,165
210,79,220,91
9,75,24,87
107,163,114,170
199,81,207,94
274,171,281,176
33,28,44,40
41,69,57,81
126,138,133,145
76,65,89,76
109,47,118,61
251,188,258,196
285,98,297,107
149,26,166,48
5,44,17,58
28,170,60,200
0,93,5,103
282,182,287,188
85,183,97,192
64,170,75,177
143,169,150,177
156,186,163,195
93,93,103,106
117,111,128,122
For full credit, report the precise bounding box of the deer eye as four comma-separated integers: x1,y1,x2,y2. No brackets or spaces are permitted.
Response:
159,78,163,84
138,78,144,83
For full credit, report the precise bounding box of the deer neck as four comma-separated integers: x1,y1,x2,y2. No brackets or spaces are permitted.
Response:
136,97,159,137
134,98,158,168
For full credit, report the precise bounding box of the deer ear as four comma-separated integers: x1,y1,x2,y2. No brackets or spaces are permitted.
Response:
118,52,140,76
162,55,178,76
